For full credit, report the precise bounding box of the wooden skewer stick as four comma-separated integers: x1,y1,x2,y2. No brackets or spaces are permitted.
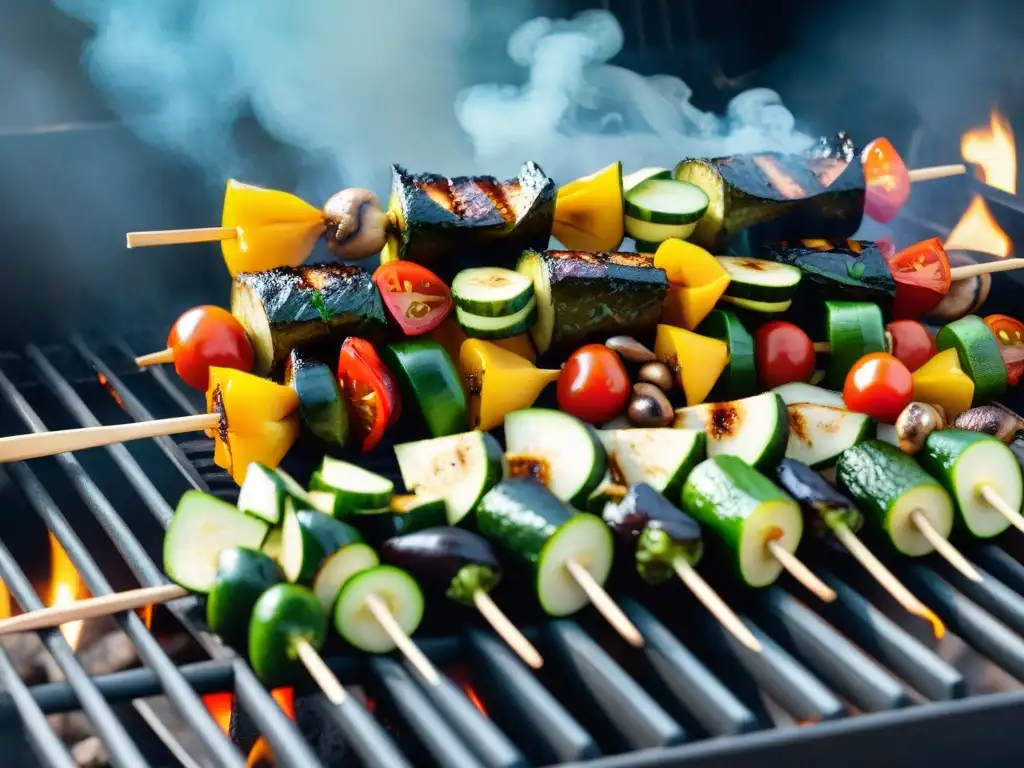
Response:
472,590,544,669
949,258,1024,281
0,583,187,636
910,510,983,582
831,523,945,638
364,593,441,685
135,348,175,367
672,558,762,652
564,558,644,648
0,412,220,463
907,164,967,183
766,541,838,602
812,342,831,354
293,638,349,704
126,227,238,249
978,484,1024,535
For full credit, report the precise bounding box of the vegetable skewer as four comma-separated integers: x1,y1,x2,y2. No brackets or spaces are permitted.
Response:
603,483,762,652
380,528,544,668
775,459,944,636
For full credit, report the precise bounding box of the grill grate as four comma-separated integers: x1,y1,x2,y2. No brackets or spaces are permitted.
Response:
1,335,1024,767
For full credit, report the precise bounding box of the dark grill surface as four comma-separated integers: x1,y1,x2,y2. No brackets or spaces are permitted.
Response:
3,332,1024,768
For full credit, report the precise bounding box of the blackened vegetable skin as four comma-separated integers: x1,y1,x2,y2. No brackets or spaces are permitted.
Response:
380,527,502,605
520,249,669,356
762,239,895,310
385,161,555,277
775,458,863,538
673,150,865,252
602,483,703,584
231,265,388,376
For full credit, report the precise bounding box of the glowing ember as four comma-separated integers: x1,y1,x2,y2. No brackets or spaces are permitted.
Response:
47,532,88,649
96,372,127,410
138,603,154,630
202,691,233,735
963,108,1016,194
946,109,1016,258
0,578,10,620
446,666,488,717
945,195,1013,258
244,688,296,766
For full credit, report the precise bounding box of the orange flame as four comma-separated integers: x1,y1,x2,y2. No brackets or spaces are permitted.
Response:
202,691,234,735
945,108,1016,258
446,666,488,717
96,373,127,411
47,533,88,649
244,688,297,767
0,579,10,620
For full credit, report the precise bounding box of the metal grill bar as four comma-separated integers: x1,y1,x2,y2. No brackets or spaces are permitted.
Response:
0,646,76,768
2,458,245,768
0,535,151,767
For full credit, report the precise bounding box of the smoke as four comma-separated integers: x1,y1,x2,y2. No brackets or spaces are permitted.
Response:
455,10,815,182
52,2,813,198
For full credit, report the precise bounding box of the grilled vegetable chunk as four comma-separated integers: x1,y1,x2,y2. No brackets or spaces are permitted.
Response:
232,265,387,375
762,240,896,310
381,162,555,276
673,150,865,251
517,249,669,355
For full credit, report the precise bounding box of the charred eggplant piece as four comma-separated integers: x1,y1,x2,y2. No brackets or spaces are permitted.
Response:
516,249,669,355
381,161,555,278
283,349,348,447
380,527,502,605
775,458,863,539
231,264,388,375
603,483,703,585
762,239,895,310
673,149,864,251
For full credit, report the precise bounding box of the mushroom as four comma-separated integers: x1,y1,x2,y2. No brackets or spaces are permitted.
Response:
637,361,674,391
605,336,657,363
321,188,390,260
894,402,946,454
925,251,992,324
952,404,1024,444
627,383,674,427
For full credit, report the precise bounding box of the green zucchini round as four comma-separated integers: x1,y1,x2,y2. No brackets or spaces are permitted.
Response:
380,340,469,438
333,565,425,653
697,310,756,399
824,301,887,389
935,315,1007,405
248,583,327,687
284,349,348,447
206,547,285,647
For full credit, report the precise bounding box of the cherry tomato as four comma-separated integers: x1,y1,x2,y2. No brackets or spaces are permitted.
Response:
843,353,914,423
337,338,401,452
166,306,254,392
373,261,453,336
753,321,816,389
557,345,631,424
984,314,1024,386
862,137,911,224
886,238,952,319
885,320,936,372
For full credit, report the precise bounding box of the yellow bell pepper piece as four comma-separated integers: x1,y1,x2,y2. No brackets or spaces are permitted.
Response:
459,340,560,431
662,275,732,331
221,180,326,277
206,367,301,484
653,239,729,287
492,334,537,363
551,162,625,252
654,324,729,406
912,348,976,419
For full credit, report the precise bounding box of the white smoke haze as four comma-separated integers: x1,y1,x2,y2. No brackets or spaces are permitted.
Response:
53,1,815,198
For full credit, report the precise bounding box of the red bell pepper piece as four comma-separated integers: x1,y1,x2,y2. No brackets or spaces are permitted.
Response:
886,238,952,319
862,137,911,224
373,261,453,336
337,338,402,452
984,314,1024,386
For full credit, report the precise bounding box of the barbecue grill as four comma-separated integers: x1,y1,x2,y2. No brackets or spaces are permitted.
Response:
1,259,1024,768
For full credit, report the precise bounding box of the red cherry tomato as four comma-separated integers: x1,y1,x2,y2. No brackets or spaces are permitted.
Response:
843,353,914,423
862,137,911,224
885,320,936,372
337,338,402,452
984,314,1024,386
753,321,816,389
166,306,254,392
557,345,631,425
373,261,453,336
886,238,952,319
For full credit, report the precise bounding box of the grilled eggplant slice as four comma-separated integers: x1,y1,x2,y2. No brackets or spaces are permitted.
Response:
516,249,669,355
673,150,864,251
381,161,555,277
762,239,896,311
232,265,388,375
